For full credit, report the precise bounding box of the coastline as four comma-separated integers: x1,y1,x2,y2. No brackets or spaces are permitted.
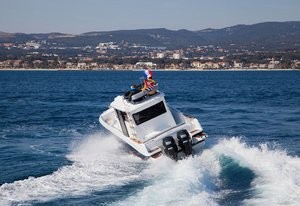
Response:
0,68,299,71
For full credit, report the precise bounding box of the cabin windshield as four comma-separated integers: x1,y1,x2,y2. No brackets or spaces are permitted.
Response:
132,101,166,125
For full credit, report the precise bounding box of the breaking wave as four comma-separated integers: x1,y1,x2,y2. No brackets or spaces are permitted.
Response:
0,135,299,206
212,137,300,205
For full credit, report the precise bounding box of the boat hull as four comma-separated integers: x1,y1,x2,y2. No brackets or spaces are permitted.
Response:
100,109,207,160
99,92,207,160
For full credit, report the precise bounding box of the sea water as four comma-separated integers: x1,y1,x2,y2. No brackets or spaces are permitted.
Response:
0,70,299,205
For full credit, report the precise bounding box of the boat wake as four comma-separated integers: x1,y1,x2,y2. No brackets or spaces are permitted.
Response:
0,133,147,205
0,135,299,205
212,137,300,205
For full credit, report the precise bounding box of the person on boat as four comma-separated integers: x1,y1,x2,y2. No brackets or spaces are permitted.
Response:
124,84,140,101
141,69,157,95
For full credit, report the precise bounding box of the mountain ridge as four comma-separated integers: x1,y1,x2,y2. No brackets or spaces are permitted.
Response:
1,21,300,50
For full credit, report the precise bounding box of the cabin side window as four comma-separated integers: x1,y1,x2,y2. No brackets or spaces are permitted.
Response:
115,109,129,137
133,101,167,125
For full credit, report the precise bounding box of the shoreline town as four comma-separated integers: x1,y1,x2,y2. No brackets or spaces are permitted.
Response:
0,67,299,71
1,58,300,71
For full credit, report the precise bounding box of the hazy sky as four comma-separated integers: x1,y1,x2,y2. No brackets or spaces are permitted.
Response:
1,0,300,34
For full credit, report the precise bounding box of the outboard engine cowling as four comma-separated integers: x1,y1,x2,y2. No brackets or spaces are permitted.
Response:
177,130,193,156
162,136,178,160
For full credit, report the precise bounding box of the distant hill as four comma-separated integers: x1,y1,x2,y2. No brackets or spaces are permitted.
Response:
1,21,300,50
79,28,204,48
196,21,300,50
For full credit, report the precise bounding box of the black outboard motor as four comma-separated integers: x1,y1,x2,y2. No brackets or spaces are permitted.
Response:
177,130,193,156
162,136,178,160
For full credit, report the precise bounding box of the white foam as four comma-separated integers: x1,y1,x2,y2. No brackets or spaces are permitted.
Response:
1,135,299,206
116,150,221,206
212,137,300,206
0,133,147,206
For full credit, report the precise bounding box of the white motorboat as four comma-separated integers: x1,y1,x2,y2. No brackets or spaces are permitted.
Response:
99,86,207,160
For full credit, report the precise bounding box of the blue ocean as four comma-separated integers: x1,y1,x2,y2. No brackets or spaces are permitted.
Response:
0,70,299,205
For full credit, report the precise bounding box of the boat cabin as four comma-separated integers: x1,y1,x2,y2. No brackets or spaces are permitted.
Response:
110,91,184,143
